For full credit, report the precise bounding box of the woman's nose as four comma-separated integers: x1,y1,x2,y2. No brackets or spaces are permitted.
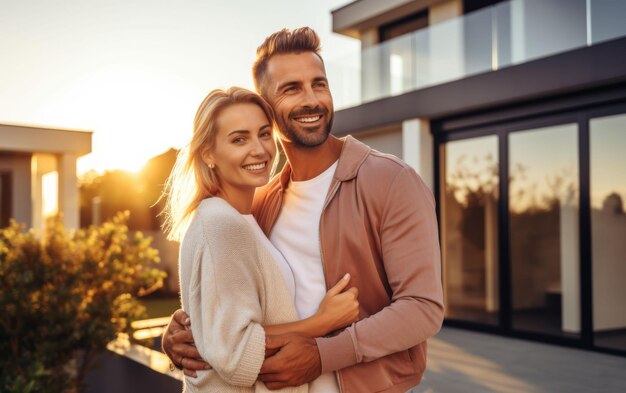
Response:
251,139,268,156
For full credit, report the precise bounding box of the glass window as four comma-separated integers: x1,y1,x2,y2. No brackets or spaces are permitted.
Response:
590,113,626,351
441,136,499,325
379,10,429,42
509,124,580,337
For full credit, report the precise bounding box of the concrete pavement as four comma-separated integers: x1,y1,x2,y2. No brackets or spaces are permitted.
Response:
414,327,626,393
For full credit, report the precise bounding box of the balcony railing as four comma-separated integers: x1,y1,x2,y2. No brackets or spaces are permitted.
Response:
327,0,626,110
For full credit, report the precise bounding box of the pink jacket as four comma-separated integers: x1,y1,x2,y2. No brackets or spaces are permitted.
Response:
252,136,444,393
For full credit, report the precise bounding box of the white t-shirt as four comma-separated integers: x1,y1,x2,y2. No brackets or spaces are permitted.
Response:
269,161,340,393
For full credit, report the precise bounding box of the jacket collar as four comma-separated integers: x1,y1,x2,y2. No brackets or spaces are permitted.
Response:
277,135,371,189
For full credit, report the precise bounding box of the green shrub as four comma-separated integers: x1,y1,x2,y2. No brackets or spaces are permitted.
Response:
0,212,167,393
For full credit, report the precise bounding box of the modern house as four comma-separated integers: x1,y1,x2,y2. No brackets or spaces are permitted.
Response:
328,0,626,355
0,123,91,230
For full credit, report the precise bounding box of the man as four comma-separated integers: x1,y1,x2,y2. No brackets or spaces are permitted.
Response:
163,27,443,393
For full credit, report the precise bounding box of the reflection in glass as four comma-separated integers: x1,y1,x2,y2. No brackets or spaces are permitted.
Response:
591,113,626,351
463,4,493,75
388,34,415,96
510,0,586,64
509,124,579,337
441,136,499,324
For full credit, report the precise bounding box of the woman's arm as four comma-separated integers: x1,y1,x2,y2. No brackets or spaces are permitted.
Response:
188,215,268,387
265,273,359,338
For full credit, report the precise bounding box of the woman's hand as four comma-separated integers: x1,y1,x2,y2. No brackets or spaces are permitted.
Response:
315,273,359,335
264,273,359,339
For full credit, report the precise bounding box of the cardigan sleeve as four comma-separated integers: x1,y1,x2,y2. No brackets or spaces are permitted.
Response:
193,215,266,387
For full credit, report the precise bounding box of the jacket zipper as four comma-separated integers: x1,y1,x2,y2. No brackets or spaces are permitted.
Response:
318,179,345,393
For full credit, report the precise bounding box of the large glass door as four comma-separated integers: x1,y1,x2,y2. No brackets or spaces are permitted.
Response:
590,112,626,352
438,103,626,355
440,136,499,325
508,124,580,338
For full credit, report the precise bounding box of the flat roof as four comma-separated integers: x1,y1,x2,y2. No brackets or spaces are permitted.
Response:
0,123,92,156
332,0,438,38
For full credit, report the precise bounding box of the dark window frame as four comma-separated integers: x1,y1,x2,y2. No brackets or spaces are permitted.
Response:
378,9,429,43
434,93,626,357
0,171,12,228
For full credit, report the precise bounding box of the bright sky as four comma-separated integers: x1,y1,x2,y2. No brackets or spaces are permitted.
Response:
0,0,358,174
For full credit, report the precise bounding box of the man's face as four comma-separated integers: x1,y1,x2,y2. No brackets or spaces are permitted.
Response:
263,52,334,148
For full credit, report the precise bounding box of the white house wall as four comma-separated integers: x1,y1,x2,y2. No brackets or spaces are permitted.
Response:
354,127,403,159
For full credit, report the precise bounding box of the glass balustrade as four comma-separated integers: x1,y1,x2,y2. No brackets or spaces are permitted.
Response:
328,0,626,110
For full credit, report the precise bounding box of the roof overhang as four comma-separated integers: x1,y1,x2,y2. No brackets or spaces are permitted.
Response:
332,0,442,38
0,123,92,156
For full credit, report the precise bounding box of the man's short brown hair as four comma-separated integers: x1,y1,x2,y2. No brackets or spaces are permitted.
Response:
252,27,323,97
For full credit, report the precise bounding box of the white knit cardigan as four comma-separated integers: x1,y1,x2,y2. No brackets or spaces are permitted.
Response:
179,197,308,393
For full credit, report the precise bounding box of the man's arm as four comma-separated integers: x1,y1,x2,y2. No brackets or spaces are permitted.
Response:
259,166,443,387
162,309,210,377
317,166,444,372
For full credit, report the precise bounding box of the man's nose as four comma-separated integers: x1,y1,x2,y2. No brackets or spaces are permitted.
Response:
300,86,320,107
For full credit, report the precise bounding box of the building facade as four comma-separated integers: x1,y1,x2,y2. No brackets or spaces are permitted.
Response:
0,123,92,230
329,0,626,355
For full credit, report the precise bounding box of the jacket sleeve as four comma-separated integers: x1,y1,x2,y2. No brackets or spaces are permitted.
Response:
193,217,266,386
315,166,444,372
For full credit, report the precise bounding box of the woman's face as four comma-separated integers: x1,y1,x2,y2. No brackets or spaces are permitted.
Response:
208,103,276,195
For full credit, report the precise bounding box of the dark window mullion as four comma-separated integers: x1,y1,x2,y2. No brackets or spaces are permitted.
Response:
498,130,512,331
433,130,443,291
579,114,593,348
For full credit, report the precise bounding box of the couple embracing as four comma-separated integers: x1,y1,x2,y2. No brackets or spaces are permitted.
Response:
161,27,443,393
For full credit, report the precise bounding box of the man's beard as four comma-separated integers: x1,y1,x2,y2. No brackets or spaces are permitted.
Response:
278,106,333,148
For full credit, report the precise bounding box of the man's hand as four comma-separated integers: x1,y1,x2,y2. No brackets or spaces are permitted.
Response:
162,309,211,377
259,333,322,389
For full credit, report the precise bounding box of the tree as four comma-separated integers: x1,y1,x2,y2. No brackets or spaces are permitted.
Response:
0,212,166,393
79,148,178,231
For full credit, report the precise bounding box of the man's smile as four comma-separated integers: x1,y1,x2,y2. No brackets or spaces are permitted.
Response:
294,115,321,124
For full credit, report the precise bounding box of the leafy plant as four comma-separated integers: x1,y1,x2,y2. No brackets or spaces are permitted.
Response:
0,212,166,393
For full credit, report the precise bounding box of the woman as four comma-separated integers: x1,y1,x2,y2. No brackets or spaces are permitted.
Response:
162,87,358,392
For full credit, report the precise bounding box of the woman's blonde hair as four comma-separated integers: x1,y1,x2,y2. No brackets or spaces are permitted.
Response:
162,87,275,241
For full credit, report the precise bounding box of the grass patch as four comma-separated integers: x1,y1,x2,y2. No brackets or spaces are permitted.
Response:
140,297,180,319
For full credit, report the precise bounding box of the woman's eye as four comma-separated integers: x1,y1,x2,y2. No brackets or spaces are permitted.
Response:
232,137,246,143
260,131,272,138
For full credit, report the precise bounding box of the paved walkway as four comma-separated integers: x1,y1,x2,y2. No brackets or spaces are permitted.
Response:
414,327,626,393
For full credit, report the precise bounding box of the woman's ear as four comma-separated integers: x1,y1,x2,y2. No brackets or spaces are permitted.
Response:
201,150,215,169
